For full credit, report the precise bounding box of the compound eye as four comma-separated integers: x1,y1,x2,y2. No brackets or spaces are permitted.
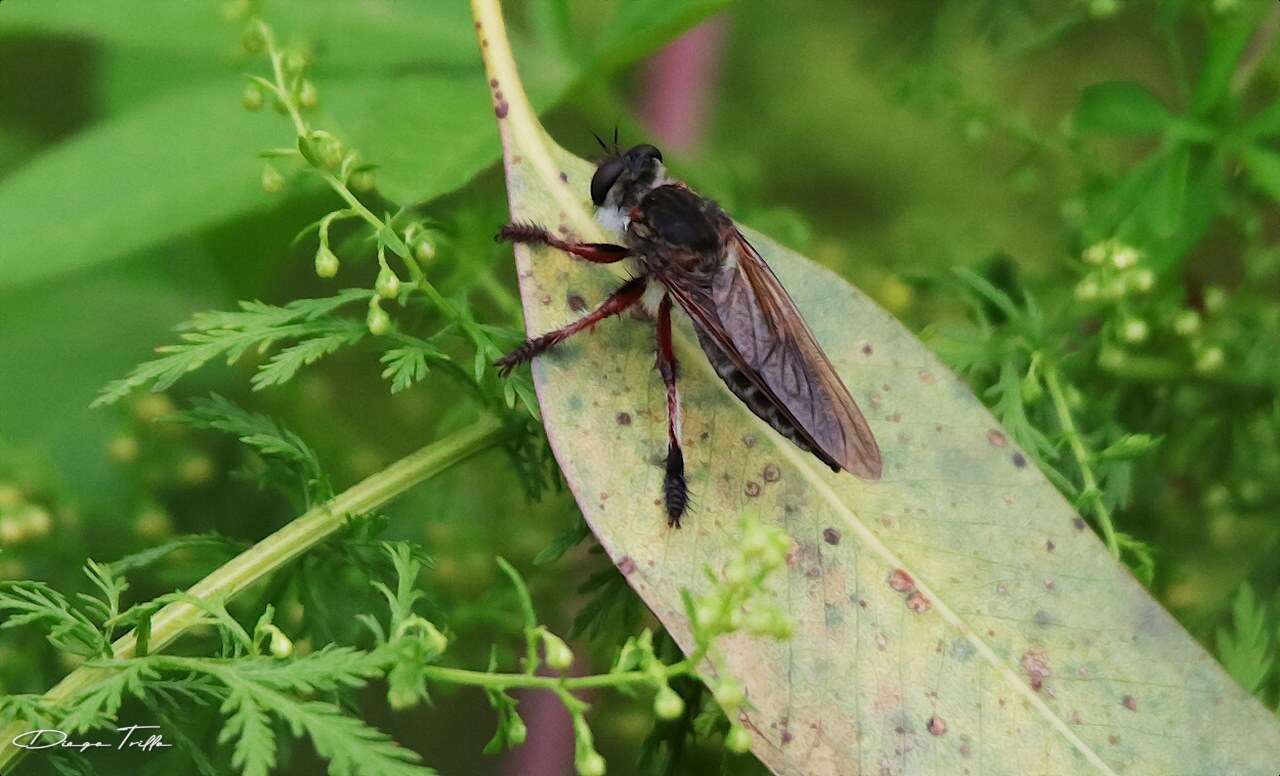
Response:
591,157,625,206
626,144,663,164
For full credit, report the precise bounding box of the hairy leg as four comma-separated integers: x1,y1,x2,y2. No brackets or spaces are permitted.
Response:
495,275,648,376
656,294,687,527
496,222,629,264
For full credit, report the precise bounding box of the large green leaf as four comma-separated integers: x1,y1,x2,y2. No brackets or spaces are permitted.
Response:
0,0,731,291
475,2,1280,772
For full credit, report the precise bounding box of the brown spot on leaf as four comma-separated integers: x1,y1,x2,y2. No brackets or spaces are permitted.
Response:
1046,539,1056,551
875,632,888,650
861,343,873,355
481,38,489,47
1012,452,1027,468
927,716,947,736
540,294,552,305
745,481,761,497
494,100,508,118
618,556,636,575
1021,650,1051,691
615,412,632,426
1072,517,1086,531
822,528,841,545
559,171,569,183
888,569,916,594
906,592,931,613
742,434,756,447
1122,695,1137,711
567,293,587,312
1108,735,1119,745
762,464,781,482
918,369,935,384
987,429,1008,447
780,730,793,744
489,77,498,87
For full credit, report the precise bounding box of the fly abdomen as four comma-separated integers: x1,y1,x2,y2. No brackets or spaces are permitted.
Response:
694,329,842,473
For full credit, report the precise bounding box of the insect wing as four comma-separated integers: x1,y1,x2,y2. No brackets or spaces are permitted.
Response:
666,230,882,479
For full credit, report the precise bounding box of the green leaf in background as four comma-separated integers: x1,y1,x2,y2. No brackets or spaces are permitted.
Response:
1242,145,1280,203
1074,81,1174,135
479,1,1280,771
0,82,279,290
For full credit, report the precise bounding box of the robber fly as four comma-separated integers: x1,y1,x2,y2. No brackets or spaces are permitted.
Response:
495,139,882,527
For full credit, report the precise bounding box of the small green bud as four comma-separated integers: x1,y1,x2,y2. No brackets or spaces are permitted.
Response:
694,604,720,631
713,678,744,711
725,724,752,753
0,485,21,509
1102,278,1127,300
18,505,52,539
0,516,26,545
1083,242,1108,265
376,267,401,299
421,621,449,655
576,752,606,776
1073,278,1099,302
269,627,294,658
1128,268,1155,293
242,82,264,111
1121,318,1148,344
723,559,749,586
108,434,140,463
1097,347,1126,370
507,713,528,746
314,245,339,278
298,80,318,109
350,169,376,193
1020,370,1043,403
542,631,574,671
1203,286,1227,313
284,49,308,75
1195,346,1224,374
1173,310,1201,337
1111,245,1139,269
240,24,265,54
261,162,284,194
413,237,436,263
300,131,343,170
366,298,391,335
654,686,684,720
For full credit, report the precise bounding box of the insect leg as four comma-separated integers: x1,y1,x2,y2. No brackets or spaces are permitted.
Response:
496,275,647,376
496,222,629,264
656,294,687,527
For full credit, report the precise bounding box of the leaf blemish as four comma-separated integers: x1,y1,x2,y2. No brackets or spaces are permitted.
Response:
489,77,498,87
987,429,1008,447
615,412,631,426
822,527,840,545
567,293,587,312
745,481,761,497
762,463,781,482
1045,539,1056,551
906,592,931,613
888,569,916,593
618,556,636,575
1122,695,1137,711
1072,517,1086,531
927,716,947,736
861,343,873,355
559,171,569,183
1021,650,1052,691
1011,452,1027,468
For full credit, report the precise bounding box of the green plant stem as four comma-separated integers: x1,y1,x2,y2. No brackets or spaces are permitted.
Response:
419,663,694,692
1043,366,1120,557
0,415,507,774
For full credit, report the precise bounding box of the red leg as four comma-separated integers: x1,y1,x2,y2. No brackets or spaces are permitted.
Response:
496,276,647,376
656,294,687,527
497,222,629,264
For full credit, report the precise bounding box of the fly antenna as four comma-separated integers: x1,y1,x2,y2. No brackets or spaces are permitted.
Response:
612,123,620,148
591,130,608,151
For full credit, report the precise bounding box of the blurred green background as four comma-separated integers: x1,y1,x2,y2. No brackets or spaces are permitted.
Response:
2,1,1279,774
